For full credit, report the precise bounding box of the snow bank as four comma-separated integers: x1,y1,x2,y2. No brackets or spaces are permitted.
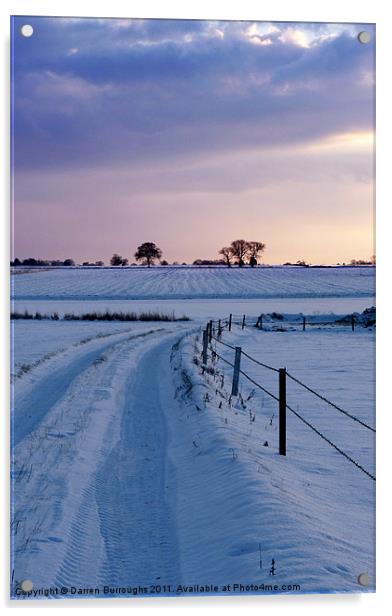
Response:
168,327,375,594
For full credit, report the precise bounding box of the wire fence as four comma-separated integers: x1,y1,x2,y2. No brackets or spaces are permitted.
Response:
209,311,366,332
199,315,375,481
285,371,375,432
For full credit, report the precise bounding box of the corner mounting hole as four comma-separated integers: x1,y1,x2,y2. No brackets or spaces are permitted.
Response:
21,24,34,38
358,31,371,44
358,572,370,586
20,579,33,592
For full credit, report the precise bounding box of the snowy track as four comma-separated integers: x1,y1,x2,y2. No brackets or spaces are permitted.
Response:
93,336,181,588
12,327,190,593
13,330,142,446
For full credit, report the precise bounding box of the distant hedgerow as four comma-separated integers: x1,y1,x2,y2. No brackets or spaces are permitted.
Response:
11,310,190,322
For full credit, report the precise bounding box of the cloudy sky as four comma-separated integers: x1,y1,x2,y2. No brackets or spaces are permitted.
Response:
12,17,375,264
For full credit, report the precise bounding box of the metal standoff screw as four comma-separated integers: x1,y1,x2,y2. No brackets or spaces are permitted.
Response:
358,31,371,44
20,579,33,592
357,572,370,587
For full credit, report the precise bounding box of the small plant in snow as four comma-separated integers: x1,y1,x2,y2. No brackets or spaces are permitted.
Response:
245,389,256,402
238,393,247,409
259,544,263,569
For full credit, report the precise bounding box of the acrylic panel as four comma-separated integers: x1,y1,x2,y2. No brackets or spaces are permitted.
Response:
10,16,376,600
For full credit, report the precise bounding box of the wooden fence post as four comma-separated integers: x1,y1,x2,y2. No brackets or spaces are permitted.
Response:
208,320,213,343
279,368,287,456
242,314,246,329
351,315,355,331
228,314,232,332
202,329,208,365
218,319,222,337
302,316,306,332
231,347,242,396
260,314,263,330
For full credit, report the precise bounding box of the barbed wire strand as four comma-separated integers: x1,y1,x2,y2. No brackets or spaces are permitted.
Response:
211,350,235,369
286,372,375,432
210,318,374,432
211,335,236,350
241,350,279,373
208,339,375,481
213,350,375,480
286,403,375,481
238,369,280,402
212,336,279,373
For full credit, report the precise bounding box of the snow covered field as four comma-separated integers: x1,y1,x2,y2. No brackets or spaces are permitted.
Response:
10,267,375,598
12,266,375,300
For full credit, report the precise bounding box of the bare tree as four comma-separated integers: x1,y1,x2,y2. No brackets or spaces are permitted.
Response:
247,241,266,267
230,239,249,267
219,246,233,267
134,242,162,267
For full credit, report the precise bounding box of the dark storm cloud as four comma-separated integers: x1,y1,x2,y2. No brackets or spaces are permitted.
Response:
12,17,375,171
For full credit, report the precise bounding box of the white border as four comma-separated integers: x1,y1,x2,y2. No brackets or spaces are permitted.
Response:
1,1,390,614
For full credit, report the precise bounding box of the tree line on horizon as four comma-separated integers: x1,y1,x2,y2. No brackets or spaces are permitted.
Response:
11,240,267,269
111,239,267,268
10,239,376,268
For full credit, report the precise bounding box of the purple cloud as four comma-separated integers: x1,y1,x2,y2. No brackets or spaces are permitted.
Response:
12,18,375,171
11,17,375,264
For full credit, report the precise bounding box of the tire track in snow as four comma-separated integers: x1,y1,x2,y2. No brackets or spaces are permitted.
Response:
16,328,187,588
13,329,173,590
93,334,182,589
12,328,162,447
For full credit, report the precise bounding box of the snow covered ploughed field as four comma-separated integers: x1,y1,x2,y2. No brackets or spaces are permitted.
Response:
13,265,375,300
11,267,375,598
